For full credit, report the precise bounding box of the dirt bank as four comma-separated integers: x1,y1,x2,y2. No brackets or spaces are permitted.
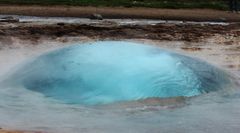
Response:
0,21,239,44
0,5,240,22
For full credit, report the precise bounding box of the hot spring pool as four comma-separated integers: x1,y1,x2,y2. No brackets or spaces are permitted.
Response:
0,41,240,133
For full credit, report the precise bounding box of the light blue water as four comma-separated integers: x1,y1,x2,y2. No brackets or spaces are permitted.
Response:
7,41,231,105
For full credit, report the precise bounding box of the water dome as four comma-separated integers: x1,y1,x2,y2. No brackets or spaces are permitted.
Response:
7,41,231,105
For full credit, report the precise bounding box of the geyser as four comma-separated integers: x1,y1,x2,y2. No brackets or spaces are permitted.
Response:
8,41,231,105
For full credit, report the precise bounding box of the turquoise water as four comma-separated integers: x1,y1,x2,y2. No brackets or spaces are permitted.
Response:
7,41,231,105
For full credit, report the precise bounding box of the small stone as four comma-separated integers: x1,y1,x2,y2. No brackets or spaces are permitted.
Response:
57,22,65,26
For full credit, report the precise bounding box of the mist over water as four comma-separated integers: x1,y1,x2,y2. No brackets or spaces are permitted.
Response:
5,41,233,105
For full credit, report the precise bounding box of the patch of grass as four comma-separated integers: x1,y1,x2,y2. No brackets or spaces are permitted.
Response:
0,0,230,10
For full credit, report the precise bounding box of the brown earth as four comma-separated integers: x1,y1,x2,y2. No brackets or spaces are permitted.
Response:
0,5,240,22
0,21,239,44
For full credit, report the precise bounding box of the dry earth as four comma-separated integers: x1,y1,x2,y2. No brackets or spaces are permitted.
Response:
0,21,240,44
0,5,240,22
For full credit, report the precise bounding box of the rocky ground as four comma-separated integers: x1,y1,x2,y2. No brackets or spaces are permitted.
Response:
0,21,239,43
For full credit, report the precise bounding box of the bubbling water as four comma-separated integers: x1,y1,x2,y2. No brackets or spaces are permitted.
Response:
7,41,232,105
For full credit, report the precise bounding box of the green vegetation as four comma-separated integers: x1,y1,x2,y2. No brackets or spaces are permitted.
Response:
0,0,229,10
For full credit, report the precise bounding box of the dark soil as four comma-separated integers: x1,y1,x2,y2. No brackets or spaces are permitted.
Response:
0,22,239,43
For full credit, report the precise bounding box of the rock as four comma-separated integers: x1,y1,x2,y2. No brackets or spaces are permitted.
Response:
181,47,203,51
0,16,19,23
89,13,103,20
57,22,65,26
